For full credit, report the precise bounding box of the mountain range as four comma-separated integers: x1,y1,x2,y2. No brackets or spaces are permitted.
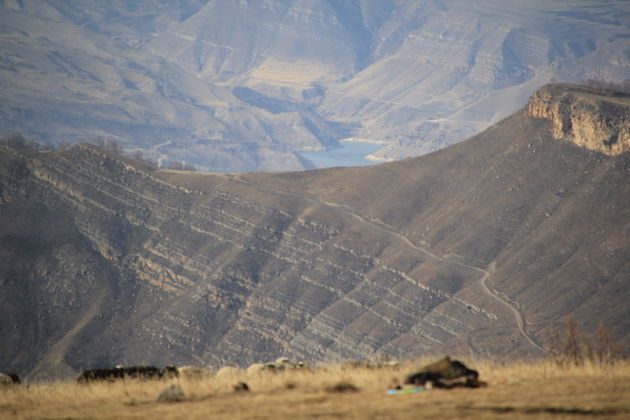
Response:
1,0,629,171
1,83,628,380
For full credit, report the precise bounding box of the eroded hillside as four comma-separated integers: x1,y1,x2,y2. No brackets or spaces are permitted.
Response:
1,84,628,380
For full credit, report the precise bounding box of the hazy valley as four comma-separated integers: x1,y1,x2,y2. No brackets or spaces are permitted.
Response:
1,0,629,171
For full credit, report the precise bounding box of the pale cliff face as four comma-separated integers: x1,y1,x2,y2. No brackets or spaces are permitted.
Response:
527,85,630,155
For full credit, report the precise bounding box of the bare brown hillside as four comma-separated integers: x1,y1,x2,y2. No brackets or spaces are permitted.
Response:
0,84,628,380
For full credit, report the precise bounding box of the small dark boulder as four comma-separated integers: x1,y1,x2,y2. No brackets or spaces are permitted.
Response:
233,382,250,393
161,365,179,379
0,372,20,386
326,381,359,393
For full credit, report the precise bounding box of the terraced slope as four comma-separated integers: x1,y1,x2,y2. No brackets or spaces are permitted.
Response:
0,84,628,380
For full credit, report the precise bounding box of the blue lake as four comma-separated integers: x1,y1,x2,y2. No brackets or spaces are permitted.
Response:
296,141,385,168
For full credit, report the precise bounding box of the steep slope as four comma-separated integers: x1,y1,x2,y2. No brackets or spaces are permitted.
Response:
240,83,630,348
128,0,630,159
0,84,628,380
317,0,630,159
0,0,338,171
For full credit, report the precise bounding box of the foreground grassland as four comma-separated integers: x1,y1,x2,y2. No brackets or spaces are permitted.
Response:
1,360,629,419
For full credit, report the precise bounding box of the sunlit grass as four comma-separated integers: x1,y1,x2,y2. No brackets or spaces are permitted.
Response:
1,359,629,419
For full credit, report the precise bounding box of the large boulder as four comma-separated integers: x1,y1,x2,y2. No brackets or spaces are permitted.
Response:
404,357,483,388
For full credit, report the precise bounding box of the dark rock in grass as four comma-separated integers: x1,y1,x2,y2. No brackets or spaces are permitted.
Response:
233,381,250,393
326,381,359,393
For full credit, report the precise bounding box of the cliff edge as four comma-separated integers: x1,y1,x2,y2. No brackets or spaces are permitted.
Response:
527,84,630,155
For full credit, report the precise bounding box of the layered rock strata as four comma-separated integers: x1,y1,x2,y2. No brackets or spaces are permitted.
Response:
1,85,628,380
0,144,496,379
528,84,630,155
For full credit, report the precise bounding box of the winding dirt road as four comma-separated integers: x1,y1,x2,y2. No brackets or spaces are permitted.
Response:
474,265,545,352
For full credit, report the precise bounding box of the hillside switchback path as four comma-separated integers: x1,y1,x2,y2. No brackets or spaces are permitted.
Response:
231,174,545,355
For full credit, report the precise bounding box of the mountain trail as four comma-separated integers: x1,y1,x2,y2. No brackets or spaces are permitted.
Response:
232,175,545,354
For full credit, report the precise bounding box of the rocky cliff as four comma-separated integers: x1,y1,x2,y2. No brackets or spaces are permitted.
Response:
528,84,630,155
1,85,628,380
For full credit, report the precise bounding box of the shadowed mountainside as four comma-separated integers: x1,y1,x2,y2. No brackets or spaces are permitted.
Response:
0,84,628,380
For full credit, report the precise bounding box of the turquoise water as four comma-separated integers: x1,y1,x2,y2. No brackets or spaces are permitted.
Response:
296,141,385,168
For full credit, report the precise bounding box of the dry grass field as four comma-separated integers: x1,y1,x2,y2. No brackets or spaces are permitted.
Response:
1,359,629,420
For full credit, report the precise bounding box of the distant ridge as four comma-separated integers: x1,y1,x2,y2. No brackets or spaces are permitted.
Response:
1,1,629,171
1,84,628,380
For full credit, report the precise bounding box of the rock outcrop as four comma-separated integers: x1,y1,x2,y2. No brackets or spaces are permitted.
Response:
528,84,630,155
